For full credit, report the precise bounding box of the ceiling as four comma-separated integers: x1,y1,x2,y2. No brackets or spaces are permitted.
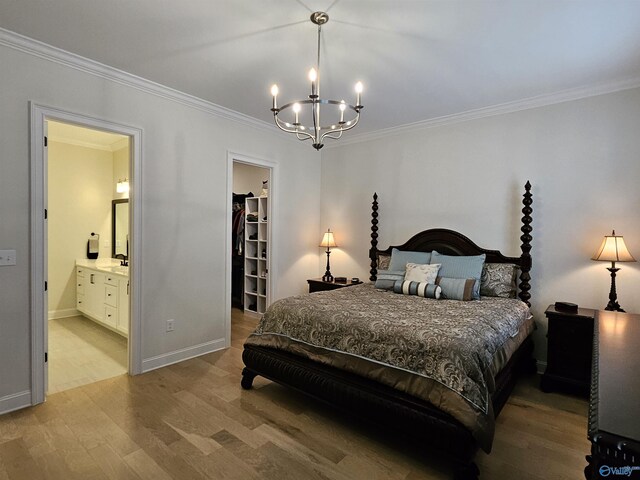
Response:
2,1,640,134
48,121,128,152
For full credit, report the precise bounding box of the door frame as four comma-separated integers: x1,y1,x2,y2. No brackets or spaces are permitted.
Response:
30,103,143,405
226,151,278,346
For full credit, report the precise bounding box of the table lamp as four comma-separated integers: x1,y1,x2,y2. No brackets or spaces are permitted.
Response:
319,229,338,282
591,230,636,312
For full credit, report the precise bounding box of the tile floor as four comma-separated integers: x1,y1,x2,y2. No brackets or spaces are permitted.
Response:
48,315,128,393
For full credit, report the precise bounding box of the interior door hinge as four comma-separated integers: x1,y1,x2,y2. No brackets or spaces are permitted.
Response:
44,281,48,291
44,136,48,147
44,209,48,219
45,352,48,363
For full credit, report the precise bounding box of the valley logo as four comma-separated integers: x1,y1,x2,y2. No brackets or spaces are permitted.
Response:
599,465,640,477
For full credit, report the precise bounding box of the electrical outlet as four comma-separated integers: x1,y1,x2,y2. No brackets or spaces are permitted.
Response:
166,319,175,332
0,250,16,266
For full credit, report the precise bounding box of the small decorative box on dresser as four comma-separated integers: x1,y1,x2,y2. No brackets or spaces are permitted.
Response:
307,278,362,293
585,310,640,479
541,304,596,395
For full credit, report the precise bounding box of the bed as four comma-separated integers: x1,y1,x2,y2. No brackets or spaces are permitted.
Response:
241,182,534,480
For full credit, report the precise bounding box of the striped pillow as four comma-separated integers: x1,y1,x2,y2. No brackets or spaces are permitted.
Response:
393,280,442,299
436,277,475,301
375,270,405,290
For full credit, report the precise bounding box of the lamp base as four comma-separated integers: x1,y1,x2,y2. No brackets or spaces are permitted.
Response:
322,274,334,282
604,266,625,312
604,302,625,313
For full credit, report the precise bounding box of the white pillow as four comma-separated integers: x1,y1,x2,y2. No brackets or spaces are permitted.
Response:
404,263,440,284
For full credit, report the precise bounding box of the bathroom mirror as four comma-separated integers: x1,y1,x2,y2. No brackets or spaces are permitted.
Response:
112,199,129,259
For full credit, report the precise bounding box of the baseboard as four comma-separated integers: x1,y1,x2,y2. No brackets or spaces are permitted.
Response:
536,360,547,375
48,308,79,320
141,338,226,373
0,390,32,415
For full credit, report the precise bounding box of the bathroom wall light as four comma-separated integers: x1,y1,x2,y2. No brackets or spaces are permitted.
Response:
116,178,129,194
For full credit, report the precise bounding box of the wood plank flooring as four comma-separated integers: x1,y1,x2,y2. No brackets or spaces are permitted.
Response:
0,308,589,479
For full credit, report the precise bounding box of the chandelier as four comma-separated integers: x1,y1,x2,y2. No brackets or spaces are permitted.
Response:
270,11,363,150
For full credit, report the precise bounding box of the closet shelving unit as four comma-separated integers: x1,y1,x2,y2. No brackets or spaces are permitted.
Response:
244,196,268,315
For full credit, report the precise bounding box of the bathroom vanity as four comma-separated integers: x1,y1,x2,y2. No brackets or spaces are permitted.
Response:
76,260,129,337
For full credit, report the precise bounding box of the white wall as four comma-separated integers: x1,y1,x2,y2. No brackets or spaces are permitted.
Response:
233,162,268,196
320,88,640,365
48,141,114,316
0,39,321,404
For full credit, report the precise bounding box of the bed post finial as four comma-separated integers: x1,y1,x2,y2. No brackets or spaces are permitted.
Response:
369,193,379,281
519,181,533,306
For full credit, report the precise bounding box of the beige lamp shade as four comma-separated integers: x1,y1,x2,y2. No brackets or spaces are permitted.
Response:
592,230,636,263
319,229,338,248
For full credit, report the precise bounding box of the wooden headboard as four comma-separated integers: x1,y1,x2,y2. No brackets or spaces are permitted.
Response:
368,181,533,306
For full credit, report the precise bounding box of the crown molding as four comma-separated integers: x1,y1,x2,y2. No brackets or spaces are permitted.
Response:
47,134,129,152
3,27,639,152
0,27,278,136
47,134,113,152
326,75,640,148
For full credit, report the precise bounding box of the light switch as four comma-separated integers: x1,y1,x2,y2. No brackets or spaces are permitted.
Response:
0,250,16,266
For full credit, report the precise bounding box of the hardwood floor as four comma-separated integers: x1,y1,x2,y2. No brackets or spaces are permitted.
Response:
0,308,589,479
48,316,128,394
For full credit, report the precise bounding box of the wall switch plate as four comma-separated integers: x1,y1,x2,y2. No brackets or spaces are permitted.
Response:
166,319,175,332
0,250,16,266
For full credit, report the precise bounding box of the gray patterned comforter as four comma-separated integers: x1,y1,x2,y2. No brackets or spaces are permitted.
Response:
245,283,534,451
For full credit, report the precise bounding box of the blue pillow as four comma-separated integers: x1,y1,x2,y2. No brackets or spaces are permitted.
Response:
374,270,405,290
388,248,431,271
431,251,486,299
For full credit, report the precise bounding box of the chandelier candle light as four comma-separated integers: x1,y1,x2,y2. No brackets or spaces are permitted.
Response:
270,12,363,150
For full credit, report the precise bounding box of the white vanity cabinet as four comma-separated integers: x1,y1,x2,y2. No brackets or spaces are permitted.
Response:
76,266,105,322
76,265,128,337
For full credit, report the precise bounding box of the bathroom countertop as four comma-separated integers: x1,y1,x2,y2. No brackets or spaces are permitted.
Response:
76,259,129,278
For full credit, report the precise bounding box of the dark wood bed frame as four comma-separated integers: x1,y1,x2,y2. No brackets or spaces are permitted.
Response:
241,182,534,480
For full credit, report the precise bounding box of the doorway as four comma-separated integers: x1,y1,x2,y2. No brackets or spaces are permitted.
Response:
46,121,130,393
226,152,276,346
30,104,143,405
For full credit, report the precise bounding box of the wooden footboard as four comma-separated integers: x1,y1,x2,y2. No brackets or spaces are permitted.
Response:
242,335,535,480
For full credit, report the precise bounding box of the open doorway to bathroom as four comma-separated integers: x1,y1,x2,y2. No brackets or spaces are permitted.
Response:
46,120,130,393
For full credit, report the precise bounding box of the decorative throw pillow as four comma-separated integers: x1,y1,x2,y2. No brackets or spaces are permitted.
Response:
480,263,518,298
404,262,440,284
389,248,431,271
431,251,486,299
374,270,405,290
436,277,475,301
377,253,391,271
393,280,441,299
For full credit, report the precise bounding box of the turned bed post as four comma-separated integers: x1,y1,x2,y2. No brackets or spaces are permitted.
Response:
519,181,533,307
369,193,379,281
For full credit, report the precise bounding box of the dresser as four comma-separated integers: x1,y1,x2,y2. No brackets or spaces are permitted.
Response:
585,310,640,479
541,304,595,395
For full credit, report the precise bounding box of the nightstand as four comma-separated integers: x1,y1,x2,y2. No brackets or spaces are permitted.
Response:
541,304,595,396
307,278,362,293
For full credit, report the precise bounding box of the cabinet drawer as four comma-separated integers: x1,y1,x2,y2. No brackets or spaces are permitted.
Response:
76,293,85,309
105,275,118,287
105,284,118,307
104,305,117,328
